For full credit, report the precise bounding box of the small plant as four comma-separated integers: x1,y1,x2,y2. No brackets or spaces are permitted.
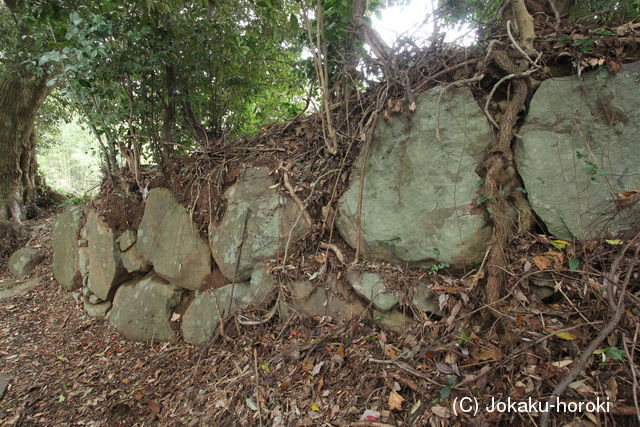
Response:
476,195,494,205
57,195,89,207
433,376,456,403
576,151,609,182
429,263,449,275
456,331,472,346
593,346,625,365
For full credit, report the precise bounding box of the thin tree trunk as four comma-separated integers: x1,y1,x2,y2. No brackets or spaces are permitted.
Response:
511,0,536,52
0,74,49,223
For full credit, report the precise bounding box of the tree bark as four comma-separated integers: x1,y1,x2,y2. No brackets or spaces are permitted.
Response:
511,0,536,52
0,74,49,223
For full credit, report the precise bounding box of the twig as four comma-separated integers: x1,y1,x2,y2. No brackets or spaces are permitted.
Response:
253,346,263,427
540,234,640,427
368,358,442,387
237,299,279,326
228,209,251,313
546,0,561,25
283,171,312,225
506,20,538,67
623,324,640,425
413,58,480,93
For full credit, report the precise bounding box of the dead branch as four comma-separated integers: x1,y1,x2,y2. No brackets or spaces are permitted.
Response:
623,324,640,424
283,171,312,225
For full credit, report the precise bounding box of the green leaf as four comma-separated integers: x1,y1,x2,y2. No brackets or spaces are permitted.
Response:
245,397,259,411
605,347,625,362
568,258,580,271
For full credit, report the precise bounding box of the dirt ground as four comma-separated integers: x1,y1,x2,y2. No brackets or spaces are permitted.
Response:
1,208,639,427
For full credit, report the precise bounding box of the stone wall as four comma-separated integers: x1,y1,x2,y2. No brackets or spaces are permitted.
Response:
51,65,640,344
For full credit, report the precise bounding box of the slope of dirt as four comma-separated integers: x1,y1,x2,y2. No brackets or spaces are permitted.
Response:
1,210,639,426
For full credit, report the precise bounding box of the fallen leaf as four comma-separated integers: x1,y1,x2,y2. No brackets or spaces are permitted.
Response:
311,361,324,376
431,405,451,418
550,239,571,250
476,347,501,361
435,362,453,374
310,403,320,411
384,344,397,359
551,359,574,368
246,397,259,411
148,401,160,413
388,390,404,410
554,331,575,341
533,251,564,271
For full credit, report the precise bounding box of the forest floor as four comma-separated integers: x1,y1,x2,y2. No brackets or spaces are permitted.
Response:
1,208,639,427
2,16,640,427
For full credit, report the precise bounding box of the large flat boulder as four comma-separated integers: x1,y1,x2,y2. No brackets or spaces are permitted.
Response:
109,274,182,342
336,86,493,267
208,168,311,282
516,69,640,240
137,188,212,290
8,248,44,277
181,263,277,345
86,210,128,300
52,206,83,290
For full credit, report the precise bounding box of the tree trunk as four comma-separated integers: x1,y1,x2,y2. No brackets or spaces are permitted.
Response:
0,74,49,223
511,0,536,52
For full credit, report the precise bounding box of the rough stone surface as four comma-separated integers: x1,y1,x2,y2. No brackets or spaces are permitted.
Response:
287,276,368,321
182,264,276,345
117,230,137,251
373,309,414,332
209,168,311,282
121,245,151,274
0,278,40,302
8,248,44,276
109,274,182,342
137,188,212,290
86,210,127,301
84,300,111,319
345,271,398,312
52,206,83,290
516,69,640,240
78,247,89,279
336,86,493,267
